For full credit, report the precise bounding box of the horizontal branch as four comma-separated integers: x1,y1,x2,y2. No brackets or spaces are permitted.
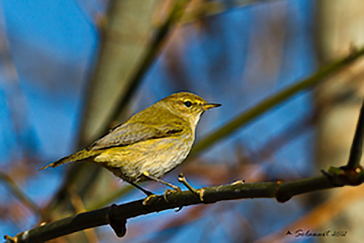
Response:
5,170,364,243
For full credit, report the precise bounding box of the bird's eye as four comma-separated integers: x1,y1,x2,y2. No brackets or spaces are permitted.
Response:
184,101,192,108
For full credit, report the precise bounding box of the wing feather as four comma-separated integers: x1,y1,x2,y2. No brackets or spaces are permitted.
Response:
89,122,183,150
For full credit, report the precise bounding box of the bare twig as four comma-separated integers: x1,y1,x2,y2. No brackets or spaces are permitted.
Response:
347,99,364,169
181,0,279,24
5,167,364,243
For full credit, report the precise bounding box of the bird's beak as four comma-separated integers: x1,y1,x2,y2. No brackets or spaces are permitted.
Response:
203,103,222,110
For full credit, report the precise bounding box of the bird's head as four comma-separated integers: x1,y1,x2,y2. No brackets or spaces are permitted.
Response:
158,92,221,129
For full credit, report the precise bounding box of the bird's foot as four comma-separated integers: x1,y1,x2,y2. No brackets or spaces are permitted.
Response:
162,188,182,203
142,188,181,205
169,184,182,192
142,171,181,194
178,173,204,201
142,194,158,206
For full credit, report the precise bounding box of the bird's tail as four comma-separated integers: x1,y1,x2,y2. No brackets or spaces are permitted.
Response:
40,149,102,170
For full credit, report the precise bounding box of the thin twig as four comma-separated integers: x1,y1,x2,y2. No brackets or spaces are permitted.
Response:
191,46,364,155
347,99,364,169
181,0,279,24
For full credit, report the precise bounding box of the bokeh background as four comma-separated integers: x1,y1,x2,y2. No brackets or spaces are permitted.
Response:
1,0,364,242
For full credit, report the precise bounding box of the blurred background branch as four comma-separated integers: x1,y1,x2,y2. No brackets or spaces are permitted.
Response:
0,172,41,217
191,46,364,155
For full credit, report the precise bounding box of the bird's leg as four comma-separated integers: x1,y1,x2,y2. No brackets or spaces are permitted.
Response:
128,181,160,206
127,181,154,196
178,173,204,201
142,172,181,203
142,172,181,192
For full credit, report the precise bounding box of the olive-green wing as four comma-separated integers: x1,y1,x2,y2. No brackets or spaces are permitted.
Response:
89,122,184,150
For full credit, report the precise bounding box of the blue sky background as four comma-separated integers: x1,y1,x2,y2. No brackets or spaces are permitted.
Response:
0,0,319,242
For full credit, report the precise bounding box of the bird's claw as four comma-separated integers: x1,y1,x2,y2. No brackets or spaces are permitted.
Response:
142,194,158,206
163,188,181,202
231,179,245,185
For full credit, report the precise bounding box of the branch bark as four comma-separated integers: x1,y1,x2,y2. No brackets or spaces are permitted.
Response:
4,170,364,243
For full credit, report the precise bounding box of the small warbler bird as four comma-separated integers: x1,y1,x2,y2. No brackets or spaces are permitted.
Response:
41,92,221,195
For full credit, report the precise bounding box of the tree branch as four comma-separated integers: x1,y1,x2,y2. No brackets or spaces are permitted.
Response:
4,169,364,243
